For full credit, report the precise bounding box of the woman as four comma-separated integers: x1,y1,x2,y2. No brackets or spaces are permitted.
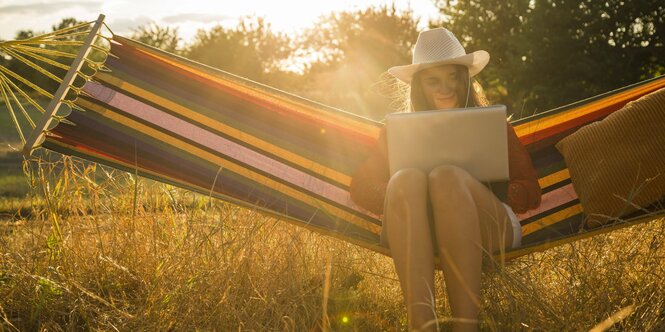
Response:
349,28,541,331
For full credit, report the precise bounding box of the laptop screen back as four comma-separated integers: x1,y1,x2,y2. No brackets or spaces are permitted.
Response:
385,105,509,183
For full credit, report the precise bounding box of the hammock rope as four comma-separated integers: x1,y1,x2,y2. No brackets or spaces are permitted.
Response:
0,15,111,154
2,78,37,128
0,79,26,143
10,45,78,59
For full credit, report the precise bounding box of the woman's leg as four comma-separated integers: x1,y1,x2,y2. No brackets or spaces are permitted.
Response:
384,168,437,331
427,165,514,332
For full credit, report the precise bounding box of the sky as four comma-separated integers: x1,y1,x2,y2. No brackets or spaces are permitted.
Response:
0,0,441,43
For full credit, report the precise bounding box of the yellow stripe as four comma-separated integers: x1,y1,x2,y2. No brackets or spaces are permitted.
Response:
514,78,665,138
538,168,570,189
77,98,380,233
521,204,583,236
123,38,380,136
46,139,383,249
501,215,664,261
95,71,353,187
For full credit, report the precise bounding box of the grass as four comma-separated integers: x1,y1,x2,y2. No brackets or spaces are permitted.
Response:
0,174,28,198
0,156,664,330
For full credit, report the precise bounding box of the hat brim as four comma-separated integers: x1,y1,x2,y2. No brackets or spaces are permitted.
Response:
387,50,490,84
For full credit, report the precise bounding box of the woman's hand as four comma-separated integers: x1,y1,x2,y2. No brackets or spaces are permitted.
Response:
349,127,390,215
507,179,541,214
506,122,542,214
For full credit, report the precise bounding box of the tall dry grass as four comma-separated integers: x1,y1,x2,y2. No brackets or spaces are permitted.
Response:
1,156,664,331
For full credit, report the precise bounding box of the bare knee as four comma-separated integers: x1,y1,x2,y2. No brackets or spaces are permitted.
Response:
428,165,473,199
387,168,428,196
385,168,427,213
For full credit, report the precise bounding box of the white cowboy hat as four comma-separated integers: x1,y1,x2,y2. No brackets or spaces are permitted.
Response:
388,28,490,84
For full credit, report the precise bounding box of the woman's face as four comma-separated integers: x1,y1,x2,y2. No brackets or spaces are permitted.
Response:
417,65,462,110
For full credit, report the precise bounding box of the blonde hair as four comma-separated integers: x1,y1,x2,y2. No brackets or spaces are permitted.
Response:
374,71,411,114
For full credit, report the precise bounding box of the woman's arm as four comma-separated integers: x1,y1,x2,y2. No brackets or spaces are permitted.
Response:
349,127,390,215
506,122,542,213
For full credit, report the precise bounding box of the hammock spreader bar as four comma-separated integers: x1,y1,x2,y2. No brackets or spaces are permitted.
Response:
22,18,665,260
23,14,106,156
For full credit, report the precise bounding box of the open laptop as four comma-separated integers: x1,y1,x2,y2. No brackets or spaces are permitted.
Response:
385,105,509,200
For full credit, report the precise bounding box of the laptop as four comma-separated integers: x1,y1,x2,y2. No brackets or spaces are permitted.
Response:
385,105,509,200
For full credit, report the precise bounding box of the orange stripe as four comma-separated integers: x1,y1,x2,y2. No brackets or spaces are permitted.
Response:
119,37,381,138
515,78,665,139
94,71,354,187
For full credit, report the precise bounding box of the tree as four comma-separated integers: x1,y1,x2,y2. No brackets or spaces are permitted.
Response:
436,0,664,117
131,23,181,54
297,5,421,119
52,17,86,32
185,17,293,85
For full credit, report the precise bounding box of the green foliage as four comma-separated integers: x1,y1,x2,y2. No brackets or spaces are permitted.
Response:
185,17,293,85
130,23,181,54
52,18,85,32
13,30,35,40
437,0,665,117
3,3,664,123
300,5,418,67
0,171,29,197
297,5,420,119
0,97,45,150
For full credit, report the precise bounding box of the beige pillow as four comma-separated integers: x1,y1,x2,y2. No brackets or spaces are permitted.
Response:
555,88,665,228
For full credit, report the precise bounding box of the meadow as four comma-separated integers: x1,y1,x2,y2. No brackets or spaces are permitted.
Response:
0,103,664,331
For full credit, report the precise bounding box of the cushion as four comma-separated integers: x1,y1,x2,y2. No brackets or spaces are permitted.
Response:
555,88,665,228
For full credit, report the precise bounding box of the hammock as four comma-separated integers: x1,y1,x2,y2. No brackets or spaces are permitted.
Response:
4,16,665,261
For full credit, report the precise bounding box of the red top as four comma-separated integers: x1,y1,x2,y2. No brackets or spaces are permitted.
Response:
349,122,542,215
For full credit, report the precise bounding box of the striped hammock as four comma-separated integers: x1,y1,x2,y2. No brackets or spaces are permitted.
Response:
8,16,665,261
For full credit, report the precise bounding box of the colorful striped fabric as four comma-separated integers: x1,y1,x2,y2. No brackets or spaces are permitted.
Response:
39,35,665,260
507,76,665,259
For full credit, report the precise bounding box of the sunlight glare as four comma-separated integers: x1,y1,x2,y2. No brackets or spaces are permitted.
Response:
0,0,439,43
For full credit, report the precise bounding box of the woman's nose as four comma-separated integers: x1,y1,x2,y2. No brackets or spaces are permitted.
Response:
437,82,451,94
